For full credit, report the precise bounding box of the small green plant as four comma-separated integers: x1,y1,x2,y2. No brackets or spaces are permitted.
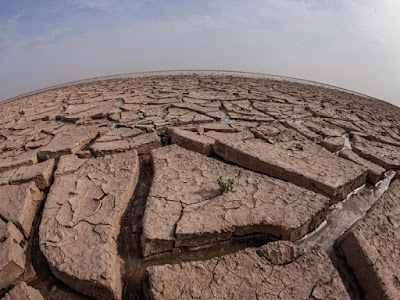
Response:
217,177,236,194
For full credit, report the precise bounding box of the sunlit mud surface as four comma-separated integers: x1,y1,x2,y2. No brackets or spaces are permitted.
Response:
119,157,274,299
1,72,399,299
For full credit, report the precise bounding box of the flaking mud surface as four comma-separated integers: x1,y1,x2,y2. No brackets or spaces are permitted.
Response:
1,71,400,299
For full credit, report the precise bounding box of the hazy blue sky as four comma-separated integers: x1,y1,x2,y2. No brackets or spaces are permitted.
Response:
0,0,399,106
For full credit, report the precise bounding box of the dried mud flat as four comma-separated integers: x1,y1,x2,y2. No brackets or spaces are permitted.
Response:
0,71,400,300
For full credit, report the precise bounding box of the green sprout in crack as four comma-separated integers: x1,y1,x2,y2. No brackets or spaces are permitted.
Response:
217,176,236,194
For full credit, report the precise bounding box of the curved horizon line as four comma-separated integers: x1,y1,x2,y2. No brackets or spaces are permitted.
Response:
0,69,378,105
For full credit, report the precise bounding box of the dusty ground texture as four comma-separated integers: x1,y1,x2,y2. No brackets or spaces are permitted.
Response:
0,71,399,299
146,241,350,300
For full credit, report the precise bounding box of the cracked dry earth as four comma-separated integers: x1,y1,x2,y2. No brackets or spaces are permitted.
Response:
0,72,400,300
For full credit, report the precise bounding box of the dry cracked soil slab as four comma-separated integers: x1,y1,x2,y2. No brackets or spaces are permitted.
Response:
6,159,56,190
146,241,350,300
37,125,99,161
336,179,400,300
214,137,368,201
352,134,400,170
39,150,140,300
141,145,330,257
0,151,38,173
0,182,43,237
0,182,44,291
169,128,215,156
0,219,26,290
169,127,254,156
2,282,44,300
338,149,385,184
90,132,160,156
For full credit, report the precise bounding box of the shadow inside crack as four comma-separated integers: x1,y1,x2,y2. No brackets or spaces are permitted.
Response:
119,156,154,300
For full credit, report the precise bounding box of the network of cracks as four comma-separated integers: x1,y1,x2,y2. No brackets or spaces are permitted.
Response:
0,73,400,300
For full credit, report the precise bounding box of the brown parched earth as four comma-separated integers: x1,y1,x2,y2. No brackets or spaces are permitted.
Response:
0,71,399,300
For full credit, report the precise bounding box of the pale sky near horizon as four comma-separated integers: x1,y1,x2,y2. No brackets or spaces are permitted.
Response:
0,0,399,106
